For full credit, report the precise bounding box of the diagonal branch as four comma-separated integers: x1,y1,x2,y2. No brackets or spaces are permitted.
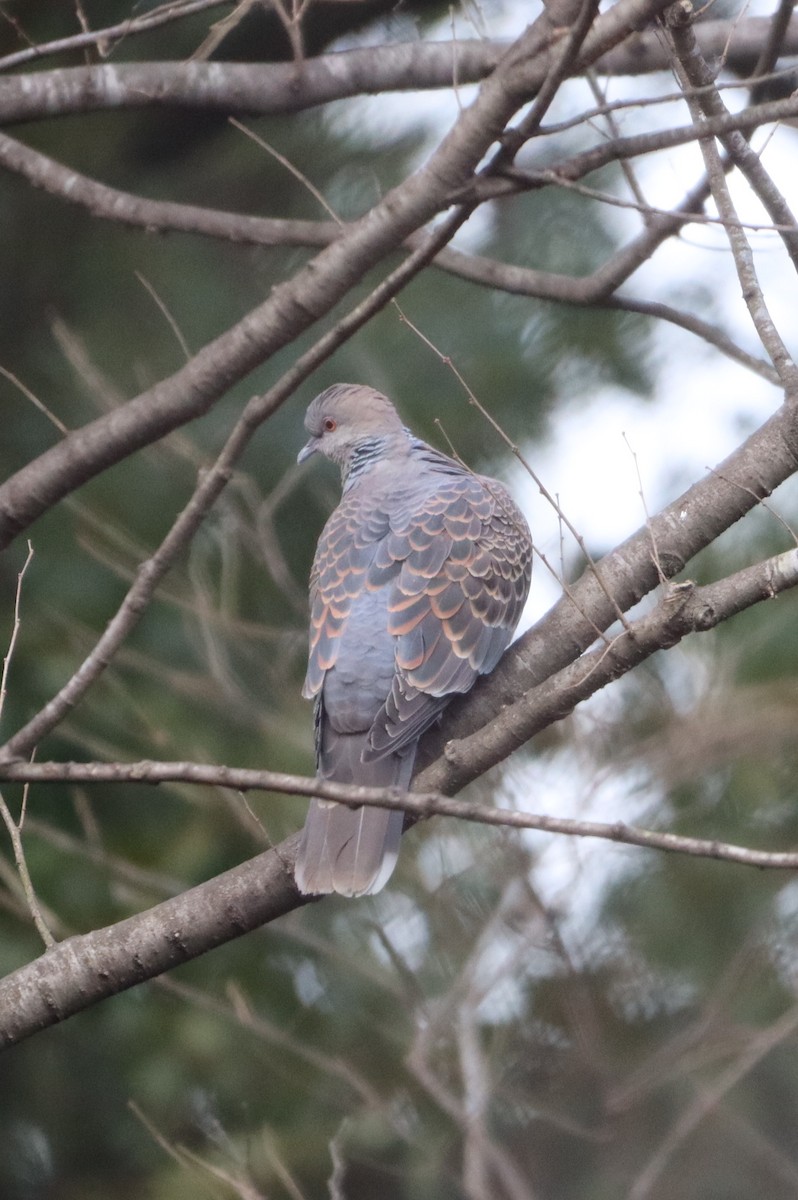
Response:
0,472,797,1043
421,549,798,794
666,4,798,313
417,392,798,775
0,0,677,554
0,0,229,71
0,834,309,1049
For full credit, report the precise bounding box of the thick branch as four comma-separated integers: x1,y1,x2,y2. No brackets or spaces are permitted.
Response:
0,536,796,1045
417,394,798,778
0,20,795,126
0,835,310,1049
5,728,798,1049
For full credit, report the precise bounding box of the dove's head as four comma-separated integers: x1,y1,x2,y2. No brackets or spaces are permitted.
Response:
298,384,408,479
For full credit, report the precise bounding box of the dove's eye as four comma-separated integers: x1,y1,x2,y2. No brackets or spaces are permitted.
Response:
323,418,337,432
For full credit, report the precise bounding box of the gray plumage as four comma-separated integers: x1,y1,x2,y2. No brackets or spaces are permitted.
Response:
295,383,532,897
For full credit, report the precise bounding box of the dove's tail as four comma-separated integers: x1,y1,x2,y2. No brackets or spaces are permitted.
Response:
294,735,413,897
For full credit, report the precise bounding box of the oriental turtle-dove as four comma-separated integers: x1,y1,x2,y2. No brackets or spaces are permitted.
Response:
295,384,532,897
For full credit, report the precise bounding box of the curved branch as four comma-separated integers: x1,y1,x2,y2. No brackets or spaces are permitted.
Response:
0,131,338,247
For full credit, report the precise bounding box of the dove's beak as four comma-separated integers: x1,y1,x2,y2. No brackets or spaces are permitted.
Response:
297,437,319,465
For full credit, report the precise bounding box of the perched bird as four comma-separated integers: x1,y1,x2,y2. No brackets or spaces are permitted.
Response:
295,383,532,897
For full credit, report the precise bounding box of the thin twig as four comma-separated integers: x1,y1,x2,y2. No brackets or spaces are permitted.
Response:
0,541,34,720
4,735,798,873
0,545,55,948
628,1003,798,1200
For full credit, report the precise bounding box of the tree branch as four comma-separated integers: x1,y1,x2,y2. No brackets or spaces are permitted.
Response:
1,20,796,125
0,0,677,554
3,757,798,874
665,3,798,391
0,127,776,381
0,0,229,71
0,834,310,1049
5,729,798,1050
0,12,537,552
1,0,796,1057
417,393,798,776
423,550,798,794
0,545,797,1045
0,130,338,247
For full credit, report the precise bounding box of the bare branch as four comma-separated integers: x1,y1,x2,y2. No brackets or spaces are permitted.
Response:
0,1,230,71
418,394,798,779
466,93,798,206
628,1004,798,1200
0,541,33,721
665,3,798,390
2,0,798,1086
0,22,521,548
427,550,798,795
2,20,798,124
5,695,798,1049
750,0,797,79
66,766,798,871
0,127,773,380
